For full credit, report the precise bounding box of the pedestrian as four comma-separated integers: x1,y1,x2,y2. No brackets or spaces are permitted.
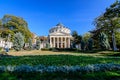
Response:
4,42,9,52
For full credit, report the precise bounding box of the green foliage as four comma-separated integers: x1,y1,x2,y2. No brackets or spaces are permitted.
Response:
13,32,24,51
99,32,110,50
28,38,32,50
41,48,50,51
46,43,50,48
0,14,32,42
83,33,92,42
71,31,82,48
88,38,93,50
115,32,120,48
36,39,41,50
81,40,85,50
93,1,120,50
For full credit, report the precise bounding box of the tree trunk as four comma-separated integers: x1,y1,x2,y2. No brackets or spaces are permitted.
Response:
112,30,117,51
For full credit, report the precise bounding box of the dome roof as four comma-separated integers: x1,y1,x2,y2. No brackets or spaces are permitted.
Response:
56,23,64,27
49,23,71,34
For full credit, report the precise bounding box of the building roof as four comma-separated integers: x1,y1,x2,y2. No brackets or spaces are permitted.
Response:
49,23,71,36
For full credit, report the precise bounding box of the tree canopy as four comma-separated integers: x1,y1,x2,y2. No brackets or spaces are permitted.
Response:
93,0,120,50
0,14,32,42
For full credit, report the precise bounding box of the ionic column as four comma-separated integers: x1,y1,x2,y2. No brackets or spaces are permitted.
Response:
64,37,66,48
68,38,70,48
57,37,59,48
61,37,62,48
50,37,52,48
53,37,55,47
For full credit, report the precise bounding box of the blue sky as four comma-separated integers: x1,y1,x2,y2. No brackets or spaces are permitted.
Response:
0,0,116,36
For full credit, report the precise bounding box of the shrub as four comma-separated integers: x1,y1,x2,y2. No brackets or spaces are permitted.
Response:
41,48,50,51
0,63,120,73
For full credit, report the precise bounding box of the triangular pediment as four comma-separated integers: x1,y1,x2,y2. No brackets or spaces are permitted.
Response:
49,32,71,36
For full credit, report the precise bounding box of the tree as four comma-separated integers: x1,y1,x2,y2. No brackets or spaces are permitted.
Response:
93,0,120,51
115,31,120,48
28,38,33,50
99,32,110,50
82,33,92,42
36,39,41,50
88,38,94,50
1,14,32,42
71,31,82,48
81,40,85,51
13,32,24,51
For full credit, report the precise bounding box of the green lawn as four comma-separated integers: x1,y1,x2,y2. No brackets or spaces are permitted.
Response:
0,51,120,80
0,54,120,66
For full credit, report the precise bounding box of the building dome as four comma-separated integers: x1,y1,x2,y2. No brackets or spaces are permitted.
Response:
49,23,71,34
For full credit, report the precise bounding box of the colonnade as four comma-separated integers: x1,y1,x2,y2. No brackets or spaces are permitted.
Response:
50,36,71,48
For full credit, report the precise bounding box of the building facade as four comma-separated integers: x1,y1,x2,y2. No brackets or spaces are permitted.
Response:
49,23,72,48
0,38,13,48
39,36,48,48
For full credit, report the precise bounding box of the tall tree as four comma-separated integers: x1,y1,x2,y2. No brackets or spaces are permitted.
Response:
94,0,120,51
36,39,41,50
28,38,33,50
99,32,110,50
13,32,24,51
82,33,92,42
1,14,32,42
71,31,82,48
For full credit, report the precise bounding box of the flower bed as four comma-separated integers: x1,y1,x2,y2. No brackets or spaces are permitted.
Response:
0,63,120,73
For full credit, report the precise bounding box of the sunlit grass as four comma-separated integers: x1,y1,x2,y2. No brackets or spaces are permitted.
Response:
0,54,120,66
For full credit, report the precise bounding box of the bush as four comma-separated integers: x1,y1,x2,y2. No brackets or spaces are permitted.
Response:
49,48,77,52
0,63,120,73
0,47,3,51
41,48,50,51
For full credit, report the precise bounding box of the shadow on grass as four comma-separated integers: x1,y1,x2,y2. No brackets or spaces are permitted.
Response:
1,71,120,80
49,48,119,54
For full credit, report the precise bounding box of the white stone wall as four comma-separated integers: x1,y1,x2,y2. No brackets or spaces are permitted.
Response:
0,40,13,48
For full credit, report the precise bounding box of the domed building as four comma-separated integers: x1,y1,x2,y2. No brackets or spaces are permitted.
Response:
49,23,72,48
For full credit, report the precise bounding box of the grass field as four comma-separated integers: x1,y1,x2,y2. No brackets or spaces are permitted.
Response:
0,50,119,66
0,50,120,80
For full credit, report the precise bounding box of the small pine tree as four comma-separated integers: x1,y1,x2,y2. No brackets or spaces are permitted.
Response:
28,38,32,50
13,32,24,51
36,39,41,50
